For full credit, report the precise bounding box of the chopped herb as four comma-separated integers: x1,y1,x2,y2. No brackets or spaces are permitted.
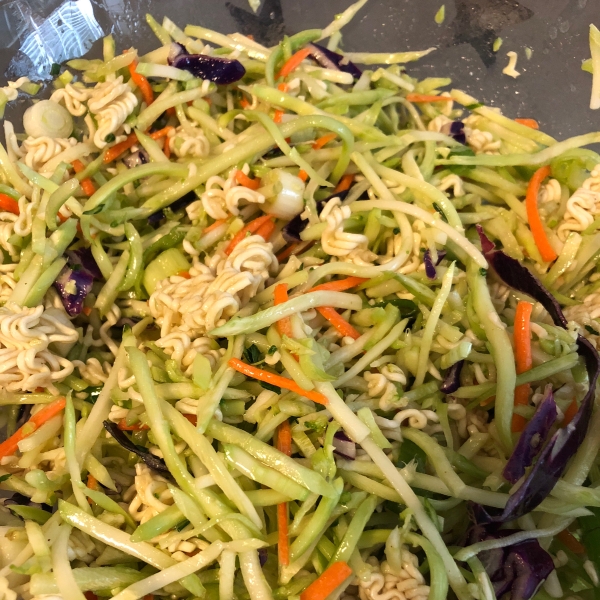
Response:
465,102,484,111
175,519,191,531
104,133,116,143
50,63,61,76
243,344,263,365
479,268,488,277
586,325,600,336
261,382,281,394
305,419,327,434
432,203,448,222
393,227,400,235
267,345,278,355
86,386,103,404
396,439,427,473
446,145,476,175
0,474,10,483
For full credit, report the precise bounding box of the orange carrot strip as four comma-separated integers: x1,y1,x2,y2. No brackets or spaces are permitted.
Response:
103,133,138,163
225,214,273,255
405,94,453,103
228,359,328,405
240,97,251,109
0,398,66,459
149,126,174,140
166,107,176,117
177,270,191,279
277,243,300,262
0,193,19,215
300,562,353,600
276,420,292,566
512,301,533,433
515,118,539,130
309,276,368,293
72,159,96,196
277,503,289,565
87,474,99,491
117,419,149,431
557,528,585,554
274,283,294,338
562,399,578,427
526,166,557,263
317,307,361,340
333,174,355,195
128,61,154,106
277,47,313,79
277,83,289,93
298,169,308,182
235,170,261,190
312,132,337,150
82,306,92,317
204,219,227,234
255,218,276,242
183,414,198,426
273,109,284,124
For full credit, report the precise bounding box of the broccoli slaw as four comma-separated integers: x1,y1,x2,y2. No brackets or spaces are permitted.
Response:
0,2,600,600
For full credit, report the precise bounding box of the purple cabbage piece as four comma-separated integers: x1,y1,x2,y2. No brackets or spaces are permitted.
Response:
503,387,557,484
442,120,466,145
54,267,94,317
423,249,446,279
123,149,149,169
333,430,356,460
66,247,102,279
466,525,554,600
54,248,101,316
149,190,198,226
472,226,600,522
306,43,362,79
440,360,464,394
258,547,268,567
169,53,246,84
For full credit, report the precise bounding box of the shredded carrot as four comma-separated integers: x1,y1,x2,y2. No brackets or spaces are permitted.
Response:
317,307,361,340
526,166,557,263
0,193,19,215
480,395,495,407
72,159,97,196
183,414,198,426
300,561,353,600
103,133,138,163
225,214,273,255
117,419,149,431
128,61,154,106
274,283,294,338
333,174,355,195
177,270,191,279
228,359,328,405
277,47,313,79
255,218,276,242
562,399,578,427
82,306,92,317
240,97,251,109
273,109,284,124
166,107,176,117
515,118,539,130
235,170,261,190
86,474,99,491
405,94,453,103
277,243,300,262
204,219,227,234
309,276,367,293
298,169,308,182
557,528,585,554
312,132,337,150
512,301,533,433
276,420,292,566
277,83,289,93
149,126,174,140
0,398,66,459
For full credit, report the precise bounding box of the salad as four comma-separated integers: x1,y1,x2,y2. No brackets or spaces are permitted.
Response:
0,2,600,600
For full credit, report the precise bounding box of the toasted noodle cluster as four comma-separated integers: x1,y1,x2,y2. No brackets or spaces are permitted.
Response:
2,4,600,600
